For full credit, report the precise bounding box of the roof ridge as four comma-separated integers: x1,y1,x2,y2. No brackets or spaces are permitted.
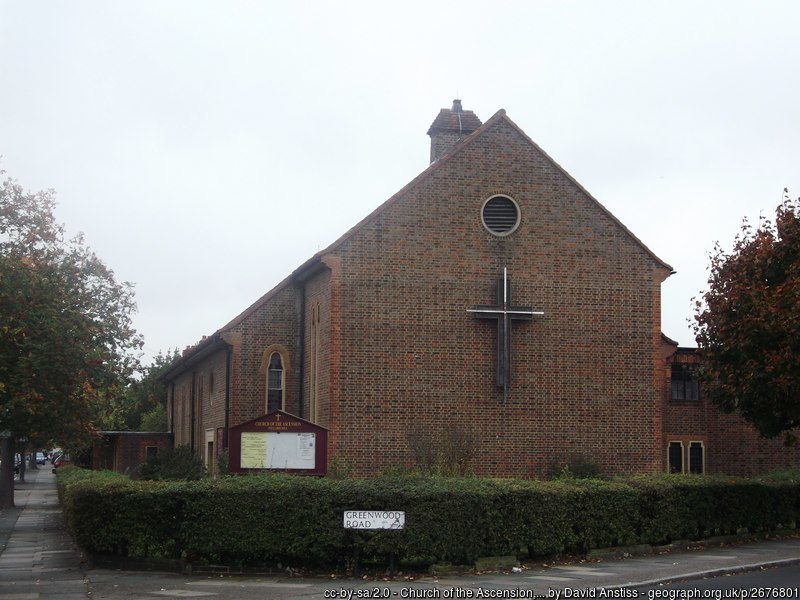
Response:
186,107,671,351
206,111,508,337
496,110,673,274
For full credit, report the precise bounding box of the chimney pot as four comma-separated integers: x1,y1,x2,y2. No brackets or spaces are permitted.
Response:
426,100,482,163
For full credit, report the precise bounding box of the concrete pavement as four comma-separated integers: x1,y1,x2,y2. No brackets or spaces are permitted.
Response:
2,467,800,599
0,465,88,599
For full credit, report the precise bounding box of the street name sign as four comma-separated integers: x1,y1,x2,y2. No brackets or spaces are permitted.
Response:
343,510,405,530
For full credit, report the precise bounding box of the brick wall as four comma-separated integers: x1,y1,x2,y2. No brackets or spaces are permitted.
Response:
707,413,800,476
309,114,670,477
663,346,800,476
92,433,173,473
229,285,299,424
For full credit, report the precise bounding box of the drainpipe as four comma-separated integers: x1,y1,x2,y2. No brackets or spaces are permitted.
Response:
170,382,175,438
190,371,196,452
297,283,306,419
224,345,232,450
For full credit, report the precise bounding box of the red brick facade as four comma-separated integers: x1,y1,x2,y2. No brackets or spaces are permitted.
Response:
91,432,173,473
662,340,800,476
162,102,799,479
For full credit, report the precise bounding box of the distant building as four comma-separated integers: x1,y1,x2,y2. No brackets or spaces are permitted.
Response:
91,431,173,473
160,100,800,478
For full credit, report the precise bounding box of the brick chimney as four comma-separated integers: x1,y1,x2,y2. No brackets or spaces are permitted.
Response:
426,99,482,163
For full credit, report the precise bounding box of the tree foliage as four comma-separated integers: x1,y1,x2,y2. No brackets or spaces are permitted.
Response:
0,172,142,506
693,190,800,441
120,349,178,431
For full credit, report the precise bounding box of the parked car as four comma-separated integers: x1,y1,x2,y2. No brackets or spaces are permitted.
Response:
36,452,46,465
53,453,70,468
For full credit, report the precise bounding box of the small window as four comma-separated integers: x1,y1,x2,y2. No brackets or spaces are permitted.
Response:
146,446,158,460
671,364,699,401
668,441,683,474
481,195,520,236
267,352,284,412
688,442,704,474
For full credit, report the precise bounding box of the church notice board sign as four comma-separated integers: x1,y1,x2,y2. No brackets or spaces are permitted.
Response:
227,410,328,476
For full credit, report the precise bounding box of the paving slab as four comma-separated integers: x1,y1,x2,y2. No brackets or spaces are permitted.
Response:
0,467,88,599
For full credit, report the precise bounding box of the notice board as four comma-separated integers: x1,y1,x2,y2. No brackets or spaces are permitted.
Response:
227,410,327,476
240,431,316,469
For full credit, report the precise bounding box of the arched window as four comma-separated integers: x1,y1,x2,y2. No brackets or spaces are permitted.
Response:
266,352,284,412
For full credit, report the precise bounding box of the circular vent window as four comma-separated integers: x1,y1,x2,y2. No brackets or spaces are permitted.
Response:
481,195,520,236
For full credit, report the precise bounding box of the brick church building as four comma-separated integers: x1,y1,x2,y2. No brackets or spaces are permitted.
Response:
160,101,800,479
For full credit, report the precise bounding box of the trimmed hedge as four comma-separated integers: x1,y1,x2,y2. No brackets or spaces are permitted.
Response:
57,468,800,570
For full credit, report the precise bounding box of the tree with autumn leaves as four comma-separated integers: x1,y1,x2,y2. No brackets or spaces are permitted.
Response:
0,173,143,508
694,190,800,443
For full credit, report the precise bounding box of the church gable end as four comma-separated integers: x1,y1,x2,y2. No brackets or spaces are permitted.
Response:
316,103,668,477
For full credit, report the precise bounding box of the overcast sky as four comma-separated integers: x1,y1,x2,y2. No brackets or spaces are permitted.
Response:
1,1,798,365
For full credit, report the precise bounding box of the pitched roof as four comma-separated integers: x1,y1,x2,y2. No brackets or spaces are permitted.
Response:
495,111,674,275
172,107,673,366
298,107,673,276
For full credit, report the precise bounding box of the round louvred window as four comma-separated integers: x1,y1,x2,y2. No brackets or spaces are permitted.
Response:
481,195,520,236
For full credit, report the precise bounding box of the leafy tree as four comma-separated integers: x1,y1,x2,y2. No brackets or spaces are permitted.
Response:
120,349,178,431
0,172,142,507
139,402,168,432
693,190,800,442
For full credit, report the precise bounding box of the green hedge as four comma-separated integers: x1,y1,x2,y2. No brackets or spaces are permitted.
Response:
56,468,800,570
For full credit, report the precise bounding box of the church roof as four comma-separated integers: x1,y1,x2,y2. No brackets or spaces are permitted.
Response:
172,104,673,366
293,106,673,278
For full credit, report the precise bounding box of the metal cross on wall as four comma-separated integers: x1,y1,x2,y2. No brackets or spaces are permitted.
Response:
467,268,544,402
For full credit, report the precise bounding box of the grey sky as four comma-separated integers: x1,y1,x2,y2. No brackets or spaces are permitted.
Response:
1,1,798,365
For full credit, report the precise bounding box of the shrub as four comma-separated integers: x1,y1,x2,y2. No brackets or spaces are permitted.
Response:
546,454,603,480
131,445,206,481
216,450,230,477
58,469,800,570
405,423,475,476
